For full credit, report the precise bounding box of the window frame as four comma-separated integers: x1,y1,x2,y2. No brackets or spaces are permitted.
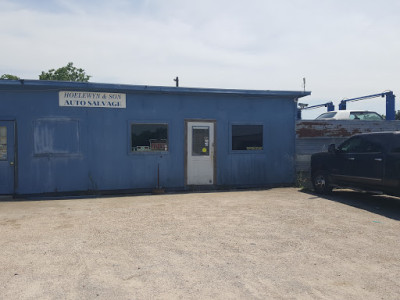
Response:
229,123,265,153
33,118,81,157
129,121,170,155
0,126,7,160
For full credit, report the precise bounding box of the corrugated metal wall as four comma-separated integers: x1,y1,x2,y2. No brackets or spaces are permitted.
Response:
0,80,305,195
296,120,400,173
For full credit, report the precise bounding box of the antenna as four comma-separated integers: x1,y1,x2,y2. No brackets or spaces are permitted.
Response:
174,76,179,87
303,77,306,92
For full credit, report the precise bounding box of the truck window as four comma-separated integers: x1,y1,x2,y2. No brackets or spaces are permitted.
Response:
338,136,363,153
350,112,383,120
391,135,400,153
338,136,383,153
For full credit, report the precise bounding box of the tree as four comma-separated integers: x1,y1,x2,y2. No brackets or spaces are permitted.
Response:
396,110,400,120
1,74,20,80
39,62,91,82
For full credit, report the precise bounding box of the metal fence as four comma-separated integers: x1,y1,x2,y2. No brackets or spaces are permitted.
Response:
296,120,400,173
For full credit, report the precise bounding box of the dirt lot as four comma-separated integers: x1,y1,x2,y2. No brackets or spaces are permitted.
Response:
0,188,399,299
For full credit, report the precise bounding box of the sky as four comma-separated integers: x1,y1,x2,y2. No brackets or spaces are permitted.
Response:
1,0,400,118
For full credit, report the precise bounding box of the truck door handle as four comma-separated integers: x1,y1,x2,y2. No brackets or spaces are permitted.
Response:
10,161,14,166
347,157,355,161
374,158,383,162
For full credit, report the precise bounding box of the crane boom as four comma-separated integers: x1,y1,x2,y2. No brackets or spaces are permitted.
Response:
339,91,395,120
297,102,334,120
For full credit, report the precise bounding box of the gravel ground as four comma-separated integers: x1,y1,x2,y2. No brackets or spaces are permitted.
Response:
0,188,399,299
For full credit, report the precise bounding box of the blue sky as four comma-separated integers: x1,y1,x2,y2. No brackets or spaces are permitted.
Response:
1,0,400,118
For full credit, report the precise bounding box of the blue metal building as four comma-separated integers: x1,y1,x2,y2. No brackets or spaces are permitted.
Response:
0,80,310,196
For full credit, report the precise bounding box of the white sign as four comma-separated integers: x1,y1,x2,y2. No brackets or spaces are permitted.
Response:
59,91,126,108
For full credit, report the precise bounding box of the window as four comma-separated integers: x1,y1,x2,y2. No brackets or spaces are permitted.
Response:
391,136,400,153
192,126,209,156
316,112,337,119
0,126,7,160
338,136,363,153
363,140,382,153
131,123,168,152
34,119,80,155
338,136,382,153
232,125,263,151
349,112,383,120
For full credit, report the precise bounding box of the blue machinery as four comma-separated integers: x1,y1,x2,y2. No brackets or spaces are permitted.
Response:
297,101,334,120
338,91,395,120
297,91,396,120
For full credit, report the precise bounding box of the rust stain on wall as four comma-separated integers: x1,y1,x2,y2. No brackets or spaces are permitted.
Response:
296,120,400,138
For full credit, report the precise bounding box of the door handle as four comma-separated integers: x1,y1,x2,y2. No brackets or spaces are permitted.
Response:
374,158,383,162
347,157,355,161
10,161,14,166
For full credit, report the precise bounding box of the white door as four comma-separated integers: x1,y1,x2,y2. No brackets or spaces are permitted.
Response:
186,121,215,185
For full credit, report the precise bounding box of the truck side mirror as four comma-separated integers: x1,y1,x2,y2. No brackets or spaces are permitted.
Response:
328,144,336,153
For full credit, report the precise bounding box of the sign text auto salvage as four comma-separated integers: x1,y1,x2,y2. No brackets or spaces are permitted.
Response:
59,91,126,108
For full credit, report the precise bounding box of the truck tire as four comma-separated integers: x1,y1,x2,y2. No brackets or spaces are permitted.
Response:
312,171,332,194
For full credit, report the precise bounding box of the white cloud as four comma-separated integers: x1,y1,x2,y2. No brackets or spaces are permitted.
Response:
1,0,400,117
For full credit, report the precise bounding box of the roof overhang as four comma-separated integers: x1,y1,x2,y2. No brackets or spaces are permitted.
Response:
0,80,311,99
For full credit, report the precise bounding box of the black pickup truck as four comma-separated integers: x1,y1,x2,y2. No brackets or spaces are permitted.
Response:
311,132,400,196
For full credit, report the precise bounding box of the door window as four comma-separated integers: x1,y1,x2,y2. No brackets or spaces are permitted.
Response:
338,136,382,153
338,137,363,153
391,136,400,153
192,126,209,156
362,139,382,153
0,126,7,160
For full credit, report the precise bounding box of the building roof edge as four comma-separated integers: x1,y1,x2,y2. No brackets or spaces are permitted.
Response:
0,79,311,98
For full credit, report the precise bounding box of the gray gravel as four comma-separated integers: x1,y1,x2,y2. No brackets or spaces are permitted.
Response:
0,188,399,299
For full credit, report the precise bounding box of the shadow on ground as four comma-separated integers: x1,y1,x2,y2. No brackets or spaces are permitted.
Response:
302,189,400,221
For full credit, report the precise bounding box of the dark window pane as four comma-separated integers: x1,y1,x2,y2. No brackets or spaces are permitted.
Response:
232,125,263,151
192,126,209,156
0,126,7,160
338,137,363,153
363,139,382,153
339,136,383,153
131,124,168,152
391,136,400,153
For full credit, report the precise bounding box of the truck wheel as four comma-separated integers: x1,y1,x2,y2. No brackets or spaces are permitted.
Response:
312,171,332,194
